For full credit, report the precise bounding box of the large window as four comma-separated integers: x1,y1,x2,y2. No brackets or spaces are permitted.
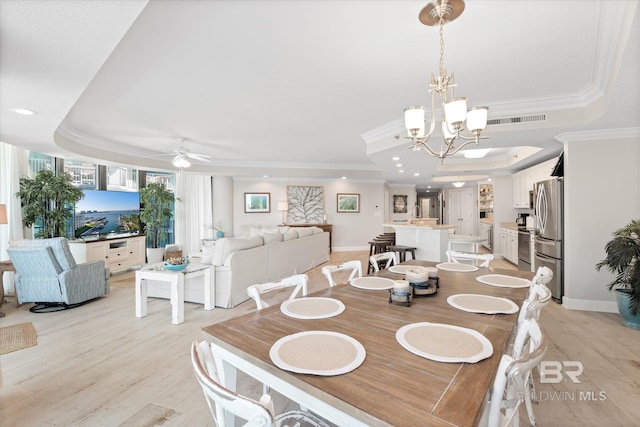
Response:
64,159,97,189
144,171,176,247
107,166,138,191
28,152,54,175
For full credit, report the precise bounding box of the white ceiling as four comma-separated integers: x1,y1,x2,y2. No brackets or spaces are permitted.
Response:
1,0,639,190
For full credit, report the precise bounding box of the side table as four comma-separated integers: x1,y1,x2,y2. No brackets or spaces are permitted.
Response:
135,263,214,325
0,260,17,310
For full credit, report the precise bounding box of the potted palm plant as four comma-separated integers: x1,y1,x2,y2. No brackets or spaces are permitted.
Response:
17,170,84,238
596,219,640,329
139,183,174,263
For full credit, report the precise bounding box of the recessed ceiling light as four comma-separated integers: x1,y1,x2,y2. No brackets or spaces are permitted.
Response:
392,156,400,161
463,148,490,159
10,107,36,116
427,185,431,189
487,178,492,182
453,181,465,188
263,175,268,178
396,163,403,168
414,173,419,177
341,176,347,179
399,170,405,173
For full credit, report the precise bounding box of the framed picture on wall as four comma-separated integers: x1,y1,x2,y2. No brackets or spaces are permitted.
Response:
393,195,408,213
287,185,324,223
244,193,270,213
337,193,360,213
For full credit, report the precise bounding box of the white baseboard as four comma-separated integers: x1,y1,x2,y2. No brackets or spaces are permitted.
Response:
562,297,618,313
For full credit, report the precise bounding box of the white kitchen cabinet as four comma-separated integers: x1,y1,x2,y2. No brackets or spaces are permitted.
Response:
512,158,558,208
500,227,518,265
69,235,146,274
512,170,530,208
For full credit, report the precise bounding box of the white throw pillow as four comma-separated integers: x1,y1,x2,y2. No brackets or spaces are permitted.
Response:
282,230,298,241
201,245,215,264
294,227,314,238
309,226,324,234
262,232,283,245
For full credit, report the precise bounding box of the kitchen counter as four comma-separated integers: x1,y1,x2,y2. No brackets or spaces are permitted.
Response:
480,218,494,225
384,223,457,262
500,222,519,231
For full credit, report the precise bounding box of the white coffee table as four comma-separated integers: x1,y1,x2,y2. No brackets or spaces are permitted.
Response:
135,262,213,325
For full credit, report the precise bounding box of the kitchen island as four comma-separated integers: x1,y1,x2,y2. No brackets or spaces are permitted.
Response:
384,222,457,262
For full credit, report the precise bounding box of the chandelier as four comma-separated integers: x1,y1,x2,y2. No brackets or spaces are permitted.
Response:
404,0,488,163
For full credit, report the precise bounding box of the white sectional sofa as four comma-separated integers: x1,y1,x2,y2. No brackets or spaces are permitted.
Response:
204,226,329,308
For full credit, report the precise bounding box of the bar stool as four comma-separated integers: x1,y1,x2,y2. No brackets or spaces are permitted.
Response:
367,239,393,273
387,245,417,263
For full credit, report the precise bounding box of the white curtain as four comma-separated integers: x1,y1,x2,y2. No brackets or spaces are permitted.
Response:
175,174,213,256
1,142,27,294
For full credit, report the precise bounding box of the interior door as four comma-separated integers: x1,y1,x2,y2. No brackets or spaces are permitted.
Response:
448,188,474,235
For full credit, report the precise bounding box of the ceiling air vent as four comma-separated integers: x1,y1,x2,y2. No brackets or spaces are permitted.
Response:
486,114,547,126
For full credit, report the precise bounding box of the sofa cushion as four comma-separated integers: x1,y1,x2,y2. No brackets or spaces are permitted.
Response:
262,232,283,245
309,226,324,234
212,236,264,266
282,230,298,241
293,227,314,238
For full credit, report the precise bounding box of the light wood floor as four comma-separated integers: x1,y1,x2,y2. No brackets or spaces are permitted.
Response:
1,251,638,426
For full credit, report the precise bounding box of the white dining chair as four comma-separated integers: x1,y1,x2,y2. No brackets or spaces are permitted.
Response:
321,260,362,287
246,274,308,310
369,252,397,272
479,318,549,427
191,340,331,427
531,266,553,286
446,250,494,267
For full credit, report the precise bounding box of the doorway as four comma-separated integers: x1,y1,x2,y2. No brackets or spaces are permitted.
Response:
447,188,474,235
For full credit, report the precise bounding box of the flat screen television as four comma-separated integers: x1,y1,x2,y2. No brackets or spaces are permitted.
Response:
74,190,140,238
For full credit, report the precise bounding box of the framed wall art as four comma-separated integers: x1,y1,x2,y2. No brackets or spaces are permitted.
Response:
244,192,270,213
393,195,408,213
287,185,324,224
337,193,360,213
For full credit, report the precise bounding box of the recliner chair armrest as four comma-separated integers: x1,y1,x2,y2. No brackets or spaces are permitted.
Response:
59,260,109,289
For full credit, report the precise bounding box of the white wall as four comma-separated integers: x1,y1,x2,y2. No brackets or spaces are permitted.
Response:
563,135,640,312
233,179,385,250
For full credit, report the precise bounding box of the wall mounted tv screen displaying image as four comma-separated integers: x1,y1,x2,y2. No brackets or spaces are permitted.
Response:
74,190,140,238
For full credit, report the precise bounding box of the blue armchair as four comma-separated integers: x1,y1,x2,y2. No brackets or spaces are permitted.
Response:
7,238,109,312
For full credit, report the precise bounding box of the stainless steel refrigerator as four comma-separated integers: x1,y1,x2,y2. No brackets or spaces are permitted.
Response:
534,178,564,302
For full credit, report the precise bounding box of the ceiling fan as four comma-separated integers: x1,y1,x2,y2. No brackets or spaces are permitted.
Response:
151,138,212,169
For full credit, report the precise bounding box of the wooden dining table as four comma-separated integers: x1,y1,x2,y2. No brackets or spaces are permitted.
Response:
202,261,533,427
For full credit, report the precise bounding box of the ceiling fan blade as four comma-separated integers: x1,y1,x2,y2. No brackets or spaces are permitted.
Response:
186,153,212,161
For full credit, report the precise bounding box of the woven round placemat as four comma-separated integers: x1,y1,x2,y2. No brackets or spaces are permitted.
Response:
0,322,38,355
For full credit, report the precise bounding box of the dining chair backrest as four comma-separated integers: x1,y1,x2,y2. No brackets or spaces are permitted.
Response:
518,283,552,325
191,340,275,426
247,274,308,310
446,250,494,267
369,252,397,272
482,318,548,427
192,340,331,427
321,260,362,287
531,266,553,286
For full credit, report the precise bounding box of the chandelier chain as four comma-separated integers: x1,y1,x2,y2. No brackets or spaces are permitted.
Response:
439,23,445,80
